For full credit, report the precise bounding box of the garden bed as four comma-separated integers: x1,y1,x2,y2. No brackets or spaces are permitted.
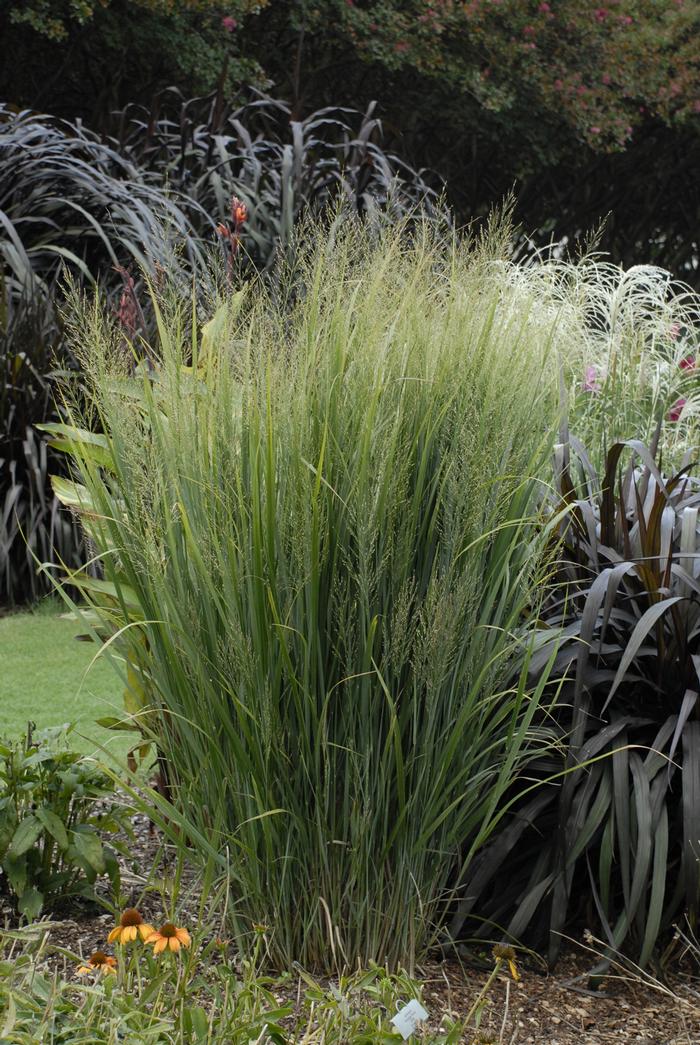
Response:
4,808,697,1044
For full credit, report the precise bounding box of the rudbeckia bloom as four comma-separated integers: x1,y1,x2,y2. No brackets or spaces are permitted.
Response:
146,922,192,954
77,951,117,975
108,908,155,944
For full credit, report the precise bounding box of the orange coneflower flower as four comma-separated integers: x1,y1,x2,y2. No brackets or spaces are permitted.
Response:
145,922,192,954
76,951,117,975
108,908,155,944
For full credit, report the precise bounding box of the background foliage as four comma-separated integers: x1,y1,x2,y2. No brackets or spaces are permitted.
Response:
2,0,699,280
0,94,439,605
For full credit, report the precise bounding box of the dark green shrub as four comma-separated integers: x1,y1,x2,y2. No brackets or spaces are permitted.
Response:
454,435,700,967
0,724,122,919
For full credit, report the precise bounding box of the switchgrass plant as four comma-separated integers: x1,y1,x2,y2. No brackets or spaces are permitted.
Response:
51,217,569,972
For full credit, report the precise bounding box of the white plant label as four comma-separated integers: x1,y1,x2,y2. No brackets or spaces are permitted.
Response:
390,999,429,1039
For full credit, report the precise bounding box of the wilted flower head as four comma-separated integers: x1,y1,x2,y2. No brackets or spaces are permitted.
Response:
114,266,138,341
492,942,520,981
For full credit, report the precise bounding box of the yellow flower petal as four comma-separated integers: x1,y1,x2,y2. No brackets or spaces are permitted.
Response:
138,923,155,940
175,929,191,948
168,937,181,953
153,938,168,955
107,926,121,944
124,925,138,943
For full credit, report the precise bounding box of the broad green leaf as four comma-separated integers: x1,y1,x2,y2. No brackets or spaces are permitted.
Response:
4,854,27,896
72,829,106,874
8,816,43,858
1,992,16,1038
35,808,69,850
17,886,43,921
50,475,99,514
95,716,140,732
199,292,245,368
73,576,143,614
36,423,114,469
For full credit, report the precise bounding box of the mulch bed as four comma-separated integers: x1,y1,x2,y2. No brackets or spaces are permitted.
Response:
3,807,699,1043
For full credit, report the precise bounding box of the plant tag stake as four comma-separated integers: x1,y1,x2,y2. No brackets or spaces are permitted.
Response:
390,999,429,1040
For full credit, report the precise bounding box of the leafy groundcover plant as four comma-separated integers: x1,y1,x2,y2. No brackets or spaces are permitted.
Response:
453,434,700,967
2,921,520,1042
0,725,121,919
47,217,568,973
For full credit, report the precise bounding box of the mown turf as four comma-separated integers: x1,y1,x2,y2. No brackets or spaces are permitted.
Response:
1,599,128,758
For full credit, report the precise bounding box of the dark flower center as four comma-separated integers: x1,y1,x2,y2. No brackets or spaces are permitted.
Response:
120,908,143,927
160,923,178,938
90,951,110,965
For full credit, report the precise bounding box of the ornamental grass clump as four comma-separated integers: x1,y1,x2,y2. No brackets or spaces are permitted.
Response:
52,218,565,971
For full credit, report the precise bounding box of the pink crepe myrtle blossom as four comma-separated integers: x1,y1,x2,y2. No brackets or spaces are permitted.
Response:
221,15,237,32
667,397,687,422
679,354,696,371
581,365,601,393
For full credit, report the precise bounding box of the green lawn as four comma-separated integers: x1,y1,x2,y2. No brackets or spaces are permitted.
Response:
1,599,128,759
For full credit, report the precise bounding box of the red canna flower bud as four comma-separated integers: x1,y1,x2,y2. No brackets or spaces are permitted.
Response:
231,197,248,228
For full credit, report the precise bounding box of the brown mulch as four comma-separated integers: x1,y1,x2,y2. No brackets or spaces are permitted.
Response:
4,808,699,1043
415,954,700,1044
